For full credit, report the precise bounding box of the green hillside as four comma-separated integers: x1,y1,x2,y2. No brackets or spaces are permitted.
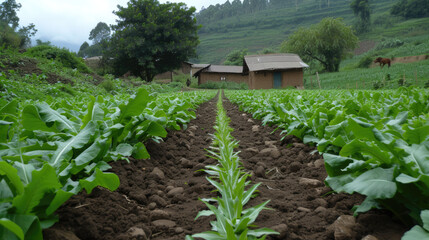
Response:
194,0,426,64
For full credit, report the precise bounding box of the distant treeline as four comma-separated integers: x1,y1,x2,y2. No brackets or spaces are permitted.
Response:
196,0,331,26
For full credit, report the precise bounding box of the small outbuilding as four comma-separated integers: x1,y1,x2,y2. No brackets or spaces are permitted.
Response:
193,65,247,86
243,53,309,89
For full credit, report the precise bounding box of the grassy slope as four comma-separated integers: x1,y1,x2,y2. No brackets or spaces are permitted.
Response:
195,0,397,64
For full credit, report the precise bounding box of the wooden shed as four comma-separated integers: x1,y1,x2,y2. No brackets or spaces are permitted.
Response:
243,53,308,89
193,65,248,85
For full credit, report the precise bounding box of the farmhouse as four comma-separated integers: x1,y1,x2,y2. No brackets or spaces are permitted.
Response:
194,65,247,86
193,53,308,89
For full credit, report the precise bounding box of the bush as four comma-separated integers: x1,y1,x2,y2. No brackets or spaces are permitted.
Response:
99,79,115,92
356,55,373,68
25,45,91,73
376,39,404,50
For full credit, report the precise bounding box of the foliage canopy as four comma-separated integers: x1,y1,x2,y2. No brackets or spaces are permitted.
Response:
223,49,248,66
350,0,371,33
106,0,199,81
281,17,358,72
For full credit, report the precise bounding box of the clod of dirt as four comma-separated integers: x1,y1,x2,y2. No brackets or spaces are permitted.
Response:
252,125,260,132
167,187,184,197
297,207,311,213
332,215,358,240
43,228,80,240
362,235,379,240
289,162,301,172
271,223,288,239
127,227,147,240
255,165,266,178
149,195,167,207
150,167,165,180
314,198,328,208
259,147,281,159
299,177,323,187
180,158,193,168
152,219,176,228
314,159,325,168
150,210,171,221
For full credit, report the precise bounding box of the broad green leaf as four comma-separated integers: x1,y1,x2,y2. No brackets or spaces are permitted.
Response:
81,99,104,129
79,168,119,194
0,161,24,195
0,218,24,240
342,167,396,199
13,164,61,214
146,122,167,138
421,210,429,231
45,190,74,215
132,142,150,159
0,100,18,116
119,88,150,122
51,121,96,166
21,105,55,132
37,103,78,133
75,138,108,166
402,226,429,240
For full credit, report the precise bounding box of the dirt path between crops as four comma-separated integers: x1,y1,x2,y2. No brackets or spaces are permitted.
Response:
44,92,408,240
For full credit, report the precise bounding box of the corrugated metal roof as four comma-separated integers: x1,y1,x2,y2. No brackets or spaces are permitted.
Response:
244,53,309,72
206,65,243,73
192,64,210,69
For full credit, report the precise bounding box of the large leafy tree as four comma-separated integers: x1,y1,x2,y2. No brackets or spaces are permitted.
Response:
391,0,429,19
107,0,199,81
223,49,248,66
281,17,358,72
89,22,110,44
0,0,20,29
350,0,371,33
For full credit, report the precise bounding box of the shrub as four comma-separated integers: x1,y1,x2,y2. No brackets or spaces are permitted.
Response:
25,45,91,73
356,55,373,68
376,39,404,50
199,81,248,90
100,79,115,92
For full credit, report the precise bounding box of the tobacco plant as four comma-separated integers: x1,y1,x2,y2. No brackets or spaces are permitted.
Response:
187,93,278,240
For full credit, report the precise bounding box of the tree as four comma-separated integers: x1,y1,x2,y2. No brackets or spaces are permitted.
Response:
107,0,199,81
78,41,90,57
391,0,429,19
0,0,21,29
223,49,248,66
89,22,110,44
17,23,37,48
281,17,358,72
350,0,371,33
36,39,52,46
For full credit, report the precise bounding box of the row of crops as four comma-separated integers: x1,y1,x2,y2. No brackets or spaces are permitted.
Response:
225,87,429,239
187,94,278,240
0,89,216,240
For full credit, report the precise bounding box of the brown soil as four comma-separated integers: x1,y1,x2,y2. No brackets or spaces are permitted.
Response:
0,57,74,85
43,93,409,240
354,40,377,55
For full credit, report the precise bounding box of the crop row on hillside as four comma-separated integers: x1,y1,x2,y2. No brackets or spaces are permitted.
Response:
0,89,216,239
225,87,429,238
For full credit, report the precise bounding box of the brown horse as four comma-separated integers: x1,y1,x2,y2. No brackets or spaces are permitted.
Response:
374,57,391,68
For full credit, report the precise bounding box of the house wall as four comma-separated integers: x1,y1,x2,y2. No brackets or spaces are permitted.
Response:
198,72,248,85
249,68,304,89
181,63,192,74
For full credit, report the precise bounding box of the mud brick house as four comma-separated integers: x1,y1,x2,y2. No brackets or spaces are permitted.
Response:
243,54,309,89
193,53,308,89
194,65,247,85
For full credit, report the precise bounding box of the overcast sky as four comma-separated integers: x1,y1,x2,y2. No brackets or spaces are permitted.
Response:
17,0,226,51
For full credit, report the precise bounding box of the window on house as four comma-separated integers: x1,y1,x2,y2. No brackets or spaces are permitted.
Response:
221,76,226,81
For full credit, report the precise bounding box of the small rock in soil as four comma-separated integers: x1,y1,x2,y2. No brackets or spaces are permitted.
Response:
332,215,357,240
265,140,277,148
188,125,198,131
165,185,174,192
314,198,328,208
299,177,323,187
289,162,301,172
247,119,254,123
167,187,184,197
362,235,378,240
129,191,148,205
150,209,170,220
150,167,165,180
297,207,311,212
148,202,157,210
255,165,266,178
149,195,167,207
152,219,176,228
259,147,281,159
292,142,306,149
175,227,184,234
127,227,147,240
252,125,260,132
314,159,325,168
271,223,288,239
180,158,193,168
315,206,327,213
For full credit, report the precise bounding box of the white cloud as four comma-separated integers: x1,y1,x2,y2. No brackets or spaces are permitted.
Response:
16,0,227,50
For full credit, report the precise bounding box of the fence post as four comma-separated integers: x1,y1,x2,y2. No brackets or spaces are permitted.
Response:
415,70,418,86
316,72,321,89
